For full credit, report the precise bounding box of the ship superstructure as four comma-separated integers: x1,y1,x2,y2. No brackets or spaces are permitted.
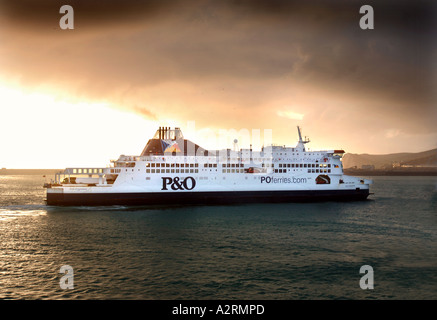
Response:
45,127,372,205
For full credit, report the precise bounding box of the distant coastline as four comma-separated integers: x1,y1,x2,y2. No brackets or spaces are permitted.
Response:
0,169,61,176
344,168,437,176
341,148,437,176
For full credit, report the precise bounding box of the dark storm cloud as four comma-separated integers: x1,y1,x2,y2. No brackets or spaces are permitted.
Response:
0,0,180,28
0,0,435,134
231,0,437,104
2,0,434,33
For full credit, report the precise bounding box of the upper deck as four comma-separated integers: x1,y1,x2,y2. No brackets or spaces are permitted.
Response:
47,126,347,186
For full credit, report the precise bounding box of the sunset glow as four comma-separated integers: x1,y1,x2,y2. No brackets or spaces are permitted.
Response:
0,84,156,168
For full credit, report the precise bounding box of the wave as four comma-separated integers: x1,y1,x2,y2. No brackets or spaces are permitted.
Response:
0,204,48,220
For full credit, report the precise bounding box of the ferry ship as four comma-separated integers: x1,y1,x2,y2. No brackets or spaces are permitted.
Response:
45,126,372,205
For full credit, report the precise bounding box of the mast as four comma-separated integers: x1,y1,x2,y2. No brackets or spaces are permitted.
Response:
297,126,303,142
296,126,310,151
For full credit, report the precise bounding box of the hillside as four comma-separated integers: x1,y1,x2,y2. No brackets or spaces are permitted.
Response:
342,148,437,169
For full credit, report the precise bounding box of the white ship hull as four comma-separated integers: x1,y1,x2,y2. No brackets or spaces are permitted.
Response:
45,126,372,206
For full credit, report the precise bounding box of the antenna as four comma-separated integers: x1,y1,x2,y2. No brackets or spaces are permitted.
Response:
233,139,239,152
297,126,303,142
297,126,310,144
296,126,310,151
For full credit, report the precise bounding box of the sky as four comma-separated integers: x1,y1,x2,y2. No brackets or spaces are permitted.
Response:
0,0,436,168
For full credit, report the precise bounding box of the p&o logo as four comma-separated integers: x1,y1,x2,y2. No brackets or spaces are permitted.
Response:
162,177,196,191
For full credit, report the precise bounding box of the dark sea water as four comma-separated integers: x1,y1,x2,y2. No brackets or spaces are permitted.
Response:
0,175,436,300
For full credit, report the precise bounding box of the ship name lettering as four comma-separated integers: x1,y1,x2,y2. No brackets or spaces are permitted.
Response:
260,176,307,184
161,176,196,191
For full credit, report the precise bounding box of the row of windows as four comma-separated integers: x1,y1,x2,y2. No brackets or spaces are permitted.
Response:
222,169,245,173
114,167,333,175
222,163,245,168
146,169,199,174
205,164,218,168
278,163,331,168
144,168,332,174
146,163,199,168
141,162,334,169
312,169,330,173
145,163,335,169
274,169,331,174
72,168,104,174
